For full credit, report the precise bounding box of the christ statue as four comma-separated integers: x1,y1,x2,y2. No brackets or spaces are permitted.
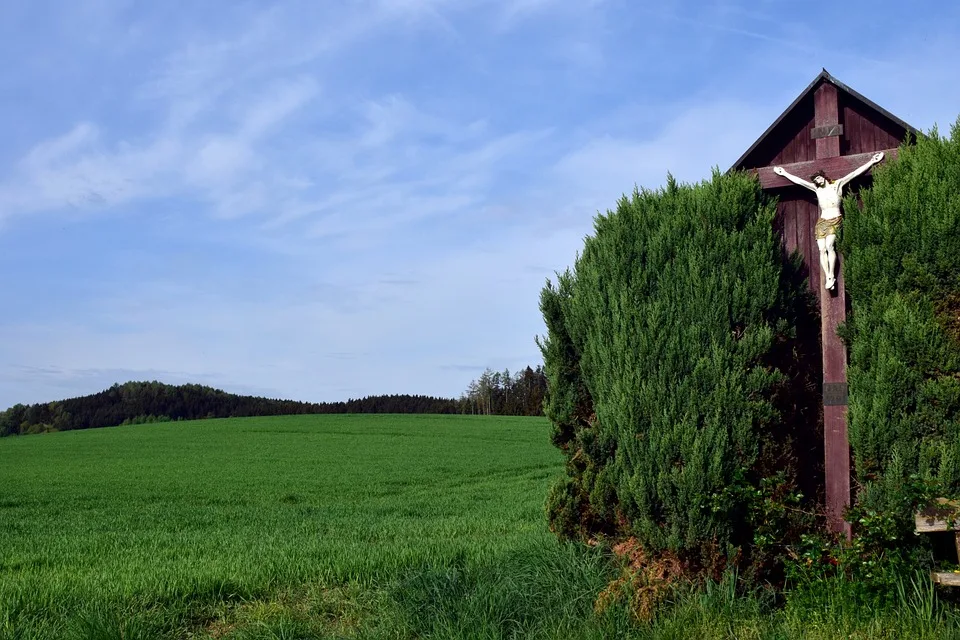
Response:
773,152,885,290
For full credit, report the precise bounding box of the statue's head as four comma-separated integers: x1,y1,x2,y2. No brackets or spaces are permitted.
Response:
810,170,829,187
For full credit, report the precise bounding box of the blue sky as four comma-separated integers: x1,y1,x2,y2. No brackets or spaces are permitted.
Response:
2,0,959,409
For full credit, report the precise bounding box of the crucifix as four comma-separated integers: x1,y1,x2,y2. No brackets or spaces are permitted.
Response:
773,151,884,290
735,73,913,538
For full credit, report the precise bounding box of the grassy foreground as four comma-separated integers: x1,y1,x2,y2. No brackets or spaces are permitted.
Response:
2,414,960,639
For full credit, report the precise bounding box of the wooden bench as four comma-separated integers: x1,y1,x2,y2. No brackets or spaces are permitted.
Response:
915,498,960,586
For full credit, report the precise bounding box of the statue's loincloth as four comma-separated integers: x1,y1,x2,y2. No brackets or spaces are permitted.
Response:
815,215,842,240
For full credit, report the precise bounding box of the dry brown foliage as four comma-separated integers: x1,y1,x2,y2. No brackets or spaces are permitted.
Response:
593,538,686,622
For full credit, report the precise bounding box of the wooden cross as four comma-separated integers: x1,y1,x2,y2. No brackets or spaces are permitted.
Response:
744,81,904,538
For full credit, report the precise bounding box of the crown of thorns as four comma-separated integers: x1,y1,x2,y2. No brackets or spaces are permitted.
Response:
810,169,830,182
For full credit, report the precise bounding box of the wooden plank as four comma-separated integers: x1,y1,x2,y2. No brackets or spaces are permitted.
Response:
932,572,960,587
821,251,850,539
822,265,848,382
783,199,797,256
752,149,899,189
775,108,816,165
859,100,900,155
863,109,878,154
802,111,817,162
772,200,786,254
800,114,816,163
784,129,797,165
824,402,850,539
881,125,899,151
798,200,817,298
857,110,871,154
835,94,850,155
915,498,960,532
815,84,841,159
845,107,863,155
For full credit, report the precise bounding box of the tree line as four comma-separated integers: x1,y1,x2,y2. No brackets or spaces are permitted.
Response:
1,368,547,437
458,366,548,416
0,381,461,436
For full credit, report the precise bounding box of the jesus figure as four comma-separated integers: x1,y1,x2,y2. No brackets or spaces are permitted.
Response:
773,151,884,290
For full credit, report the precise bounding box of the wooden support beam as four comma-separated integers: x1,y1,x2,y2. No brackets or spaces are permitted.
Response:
821,257,851,540
932,572,960,587
915,498,960,532
815,83,842,159
736,74,916,541
750,149,900,189
815,81,850,539
916,499,960,587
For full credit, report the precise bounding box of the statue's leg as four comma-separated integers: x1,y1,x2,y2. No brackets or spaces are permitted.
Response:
817,237,832,289
823,234,838,289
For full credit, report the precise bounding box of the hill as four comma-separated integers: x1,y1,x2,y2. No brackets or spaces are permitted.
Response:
0,380,460,436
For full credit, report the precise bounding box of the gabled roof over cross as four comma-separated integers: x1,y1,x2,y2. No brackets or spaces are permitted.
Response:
732,69,919,189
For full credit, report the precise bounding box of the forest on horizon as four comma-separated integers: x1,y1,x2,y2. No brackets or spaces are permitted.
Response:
0,366,547,436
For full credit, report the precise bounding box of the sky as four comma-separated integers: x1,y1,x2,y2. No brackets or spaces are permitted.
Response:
2,0,959,409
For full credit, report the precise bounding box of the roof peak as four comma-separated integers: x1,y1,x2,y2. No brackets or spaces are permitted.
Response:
730,69,918,171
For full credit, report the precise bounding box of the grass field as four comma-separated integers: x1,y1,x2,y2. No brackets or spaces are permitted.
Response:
1,414,590,637
3,414,960,639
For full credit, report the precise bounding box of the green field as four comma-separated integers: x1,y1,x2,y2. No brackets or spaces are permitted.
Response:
3,414,959,639
2,414,602,637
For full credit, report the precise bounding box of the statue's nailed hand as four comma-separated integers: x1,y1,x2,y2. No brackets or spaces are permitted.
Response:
773,166,786,176
872,151,885,163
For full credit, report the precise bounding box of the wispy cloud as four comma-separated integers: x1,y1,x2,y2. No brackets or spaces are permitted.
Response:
1,71,321,220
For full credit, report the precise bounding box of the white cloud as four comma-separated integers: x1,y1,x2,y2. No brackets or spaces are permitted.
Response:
0,74,323,222
239,77,321,139
0,127,183,214
22,122,99,168
548,100,774,215
187,137,256,187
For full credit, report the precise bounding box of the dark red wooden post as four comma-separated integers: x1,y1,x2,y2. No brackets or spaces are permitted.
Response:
814,84,841,159
813,83,852,539
732,70,917,541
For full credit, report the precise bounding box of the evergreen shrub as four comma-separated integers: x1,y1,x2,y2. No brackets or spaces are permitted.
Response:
540,170,819,570
842,120,960,525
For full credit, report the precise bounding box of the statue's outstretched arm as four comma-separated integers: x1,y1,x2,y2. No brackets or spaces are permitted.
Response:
773,166,816,191
837,152,884,189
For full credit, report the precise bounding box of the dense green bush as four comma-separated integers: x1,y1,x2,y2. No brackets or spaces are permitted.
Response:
842,120,960,523
540,171,819,568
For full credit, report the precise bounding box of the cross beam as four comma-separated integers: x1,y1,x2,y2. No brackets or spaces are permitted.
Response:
752,149,899,190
